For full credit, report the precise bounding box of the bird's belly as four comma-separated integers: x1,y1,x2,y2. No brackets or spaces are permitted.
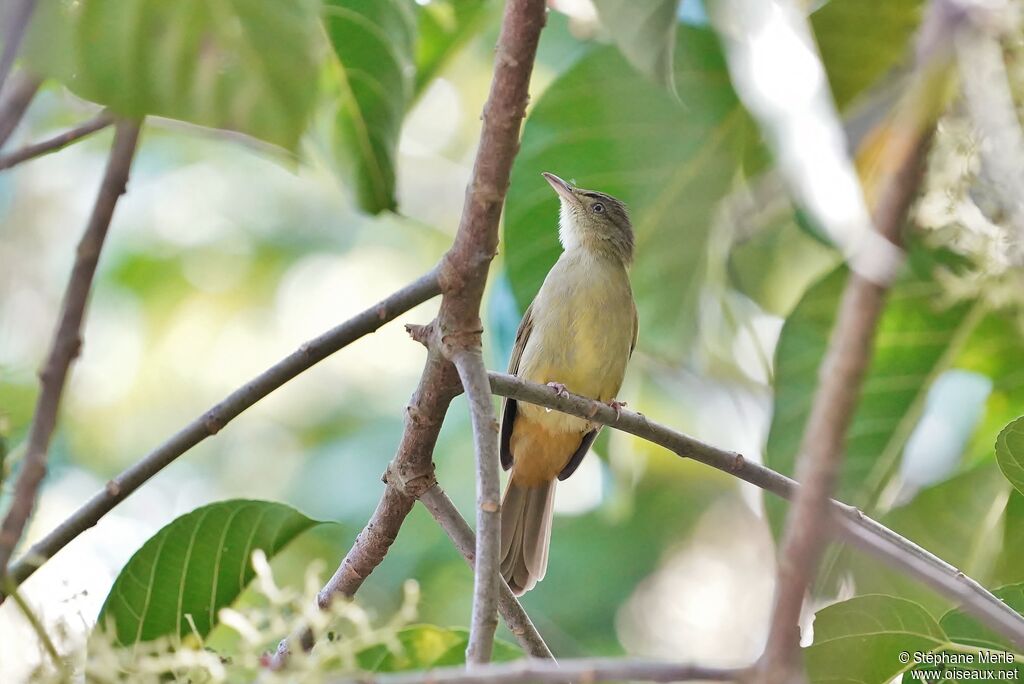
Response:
517,288,633,434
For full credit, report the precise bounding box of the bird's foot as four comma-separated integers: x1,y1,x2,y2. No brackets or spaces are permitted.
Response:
546,381,570,398
606,399,627,419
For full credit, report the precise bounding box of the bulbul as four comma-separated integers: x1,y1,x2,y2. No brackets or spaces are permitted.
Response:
499,172,638,595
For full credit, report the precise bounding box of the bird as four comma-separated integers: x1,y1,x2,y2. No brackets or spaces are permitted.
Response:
499,172,638,596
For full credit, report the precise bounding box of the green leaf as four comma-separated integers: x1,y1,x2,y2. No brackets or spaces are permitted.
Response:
504,28,745,357
27,0,322,150
97,499,321,646
766,249,980,526
940,584,1024,654
996,491,1024,586
591,0,682,92
356,625,520,672
414,0,490,97
811,0,925,109
323,0,416,214
997,417,1024,496
805,594,948,684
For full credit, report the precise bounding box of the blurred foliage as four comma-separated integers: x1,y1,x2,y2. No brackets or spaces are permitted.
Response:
23,0,322,149
590,0,682,92
505,27,744,357
766,248,987,525
3,0,1024,680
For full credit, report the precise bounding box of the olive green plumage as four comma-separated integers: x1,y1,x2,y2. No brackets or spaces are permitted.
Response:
499,172,638,595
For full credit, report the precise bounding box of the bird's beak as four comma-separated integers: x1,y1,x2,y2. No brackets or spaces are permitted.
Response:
542,172,577,204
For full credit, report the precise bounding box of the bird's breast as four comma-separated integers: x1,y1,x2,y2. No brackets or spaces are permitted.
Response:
517,252,634,432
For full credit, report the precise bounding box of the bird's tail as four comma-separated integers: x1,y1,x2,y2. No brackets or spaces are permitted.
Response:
499,474,556,596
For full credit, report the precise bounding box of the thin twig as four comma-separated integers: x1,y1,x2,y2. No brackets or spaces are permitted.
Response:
451,349,502,663
431,0,546,663
420,484,553,659
330,657,746,684
0,119,142,576
0,0,38,96
0,110,115,170
0,70,41,149
3,270,443,595
3,577,68,679
485,372,1024,650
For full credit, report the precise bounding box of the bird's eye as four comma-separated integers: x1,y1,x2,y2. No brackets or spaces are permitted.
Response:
592,202,605,213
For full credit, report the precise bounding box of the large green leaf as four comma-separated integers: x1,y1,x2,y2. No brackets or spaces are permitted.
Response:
766,249,980,526
98,500,321,646
591,0,682,92
356,625,521,672
323,0,416,214
504,27,745,357
804,594,947,684
810,0,925,109
25,0,322,150
414,0,491,97
997,417,1024,497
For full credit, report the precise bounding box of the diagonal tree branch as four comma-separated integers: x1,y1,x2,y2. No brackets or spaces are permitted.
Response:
485,372,1024,651
3,270,443,596
327,657,747,684
0,119,141,577
0,69,40,148
758,1,962,677
0,109,114,170
420,484,553,659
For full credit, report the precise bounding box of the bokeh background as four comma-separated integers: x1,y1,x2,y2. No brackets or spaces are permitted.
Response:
1,0,1023,679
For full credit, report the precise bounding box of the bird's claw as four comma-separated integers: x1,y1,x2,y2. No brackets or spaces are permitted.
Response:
546,382,570,398
607,400,627,419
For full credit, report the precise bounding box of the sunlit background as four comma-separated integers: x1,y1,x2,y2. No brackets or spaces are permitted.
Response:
2,0,1023,679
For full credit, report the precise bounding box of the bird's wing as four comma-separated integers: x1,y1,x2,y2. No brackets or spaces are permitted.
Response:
500,301,534,471
630,300,639,358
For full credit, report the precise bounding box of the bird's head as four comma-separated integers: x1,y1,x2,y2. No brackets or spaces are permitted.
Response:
542,172,634,265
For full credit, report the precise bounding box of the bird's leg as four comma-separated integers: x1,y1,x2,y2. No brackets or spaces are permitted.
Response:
606,399,627,419
546,381,569,398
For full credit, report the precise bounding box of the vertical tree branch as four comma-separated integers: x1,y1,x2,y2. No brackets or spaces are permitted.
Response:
432,0,546,662
420,485,553,659
0,0,38,97
0,119,141,576
759,2,959,677
275,0,546,666
451,349,502,663
0,70,40,148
